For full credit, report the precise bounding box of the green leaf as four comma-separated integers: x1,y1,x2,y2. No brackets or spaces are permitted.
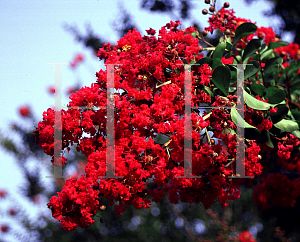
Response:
260,49,274,62
226,41,233,53
232,23,257,46
196,57,213,67
250,82,265,97
265,57,283,69
212,65,231,96
203,86,215,97
230,71,237,84
265,132,274,148
291,109,300,120
268,41,290,50
212,58,223,70
260,43,267,52
213,42,226,60
264,86,286,104
270,104,289,124
242,39,261,61
154,133,170,145
293,130,300,139
264,65,279,76
233,55,242,64
264,57,283,76
230,108,261,140
274,119,299,132
191,32,197,38
189,59,196,65
222,127,236,136
244,61,260,79
244,90,274,110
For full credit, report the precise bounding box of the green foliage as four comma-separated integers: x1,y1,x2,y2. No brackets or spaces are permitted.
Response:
242,39,261,61
211,65,231,96
232,23,257,46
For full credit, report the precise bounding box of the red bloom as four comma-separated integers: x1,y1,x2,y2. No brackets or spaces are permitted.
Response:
70,53,84,68
48,86,55,94
19,106,31,117
0,189,7,198
9,209,17,216
221,56,234,65
0,225,8,233
48,175,99,231
253,173,300,209
238,231,256,242
146,28,156,35
275,42,300,61
269,107,278,113
255,27,276,44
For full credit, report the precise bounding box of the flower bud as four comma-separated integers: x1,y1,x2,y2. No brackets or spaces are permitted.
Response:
19,106,31,117
202,30,208,37
202,9,208,15
205,0,210,4
209,6,215,12
0,225,8,233
224,2,230,8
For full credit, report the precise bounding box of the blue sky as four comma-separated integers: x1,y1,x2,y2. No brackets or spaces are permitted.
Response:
0,0,290,240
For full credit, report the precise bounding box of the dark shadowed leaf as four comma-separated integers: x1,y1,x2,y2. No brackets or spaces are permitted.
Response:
212,65,231,96
270,104,289,124
264,86,286,104
268,41,289,50
242,39,261,61
250,82,265,97
244,61,260,79
213,42,226,60
232,23,257,46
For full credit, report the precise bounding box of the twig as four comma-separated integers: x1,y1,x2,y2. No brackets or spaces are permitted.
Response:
205,128,211,145
225,159,235,168
203,47,216,51
202,112,212,121
198,36,215,47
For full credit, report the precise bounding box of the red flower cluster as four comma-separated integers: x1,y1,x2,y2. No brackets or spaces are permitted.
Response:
34,21,265,230
238,231,256,242
277,134,300,172
253,173,300,209
256,27,276,44
48,175,99,230
205,8,236,34
274,42,300,61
